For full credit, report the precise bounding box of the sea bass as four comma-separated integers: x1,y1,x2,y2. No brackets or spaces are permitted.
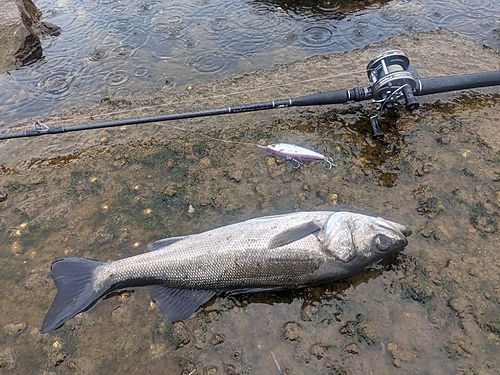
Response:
41,211,411,333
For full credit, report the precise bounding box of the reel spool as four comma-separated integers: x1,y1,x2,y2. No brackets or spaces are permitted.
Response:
366,50,420,140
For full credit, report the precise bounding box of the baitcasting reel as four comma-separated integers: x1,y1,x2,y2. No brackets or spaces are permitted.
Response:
366,50,420,140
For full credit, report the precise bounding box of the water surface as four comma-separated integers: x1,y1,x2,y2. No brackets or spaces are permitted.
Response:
0,0,499,126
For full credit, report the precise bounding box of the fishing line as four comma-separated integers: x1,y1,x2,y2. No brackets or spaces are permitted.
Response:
28,69,367,128
5,50,499,144
132,119,336,169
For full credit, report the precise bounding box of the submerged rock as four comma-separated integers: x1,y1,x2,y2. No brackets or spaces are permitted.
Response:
0,0,60,73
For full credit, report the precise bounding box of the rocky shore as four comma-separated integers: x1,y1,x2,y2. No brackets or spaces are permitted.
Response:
0,0,60,73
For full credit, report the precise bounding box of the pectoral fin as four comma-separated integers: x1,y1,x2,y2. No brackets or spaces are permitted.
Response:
269,221,321,248
149,286,215,321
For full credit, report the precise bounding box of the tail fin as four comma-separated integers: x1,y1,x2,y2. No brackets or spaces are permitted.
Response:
41,257,105,333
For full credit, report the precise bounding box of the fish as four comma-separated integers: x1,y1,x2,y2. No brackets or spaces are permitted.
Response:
41,211,411,333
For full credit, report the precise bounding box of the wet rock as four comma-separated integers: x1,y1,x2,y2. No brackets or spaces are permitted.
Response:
193,327,207,349
415,161,438,176
49,351,68,367
387,342,417,367
173,321,191,348
204,367,219,375
340,316,379,345
357,321,378,345
444,338,474,358
227,169,243,182
418,222,435,238
0,0,60,73
4,322,26,336
413,183,445,218
323,357,348,374
427,302,453,330
181,360,197,375
309,343,327,359
329,193,339,205
162,185,178,197
199,156,211,167
210,333,225,346
448,297,469,317
300,302,319,321
282,322,301,341
339,320,356,336
0,347,16,370
343,343,360,354
224,364,239,375
400,282,432,305
470,206,497,233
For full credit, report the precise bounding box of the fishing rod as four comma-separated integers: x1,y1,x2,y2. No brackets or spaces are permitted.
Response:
1,50,499,141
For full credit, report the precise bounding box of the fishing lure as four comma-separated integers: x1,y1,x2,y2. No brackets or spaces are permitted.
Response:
263,143,336,169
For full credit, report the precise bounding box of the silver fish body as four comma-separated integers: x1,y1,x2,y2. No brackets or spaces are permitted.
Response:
41,211,411,333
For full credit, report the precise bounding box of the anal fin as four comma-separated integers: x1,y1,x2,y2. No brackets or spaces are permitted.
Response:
149,285,215,322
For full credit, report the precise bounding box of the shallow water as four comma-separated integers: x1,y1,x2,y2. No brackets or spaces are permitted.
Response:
1,86,500,373
0,2,500,374
1,0,499,126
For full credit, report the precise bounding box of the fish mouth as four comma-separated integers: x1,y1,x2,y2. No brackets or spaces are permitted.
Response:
378,219,412,238
395,225,411,250
400,226,412,237
393,237,409,251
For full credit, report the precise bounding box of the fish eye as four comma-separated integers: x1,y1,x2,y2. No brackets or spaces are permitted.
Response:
375,234,392,251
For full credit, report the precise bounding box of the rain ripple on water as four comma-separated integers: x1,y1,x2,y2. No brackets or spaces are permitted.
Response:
2,0,500,125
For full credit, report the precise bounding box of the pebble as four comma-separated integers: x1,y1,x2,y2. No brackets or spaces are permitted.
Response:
204,367,218,375
282,322,301,341
50,352,68,367
300,302,319,321
0,347,16,370
162,185,178,197
387,342,417,367
173,321,190,348
357,321,378,345
418,222,435,238
329,193,339,205
309,343,326,359
211,333,225,346
343,343,360,354
4,322,26,335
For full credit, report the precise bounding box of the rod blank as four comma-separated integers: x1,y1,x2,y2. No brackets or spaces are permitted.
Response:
1,70,499,141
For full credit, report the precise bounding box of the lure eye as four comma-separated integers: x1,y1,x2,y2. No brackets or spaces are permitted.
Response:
374,234,392,251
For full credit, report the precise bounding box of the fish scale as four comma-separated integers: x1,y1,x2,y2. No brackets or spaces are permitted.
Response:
41,211,411,333
103,212,331,289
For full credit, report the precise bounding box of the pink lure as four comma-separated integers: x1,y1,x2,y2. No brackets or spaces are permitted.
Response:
264,143,336,169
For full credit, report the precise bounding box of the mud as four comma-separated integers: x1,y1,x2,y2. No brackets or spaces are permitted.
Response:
0,29,500,374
